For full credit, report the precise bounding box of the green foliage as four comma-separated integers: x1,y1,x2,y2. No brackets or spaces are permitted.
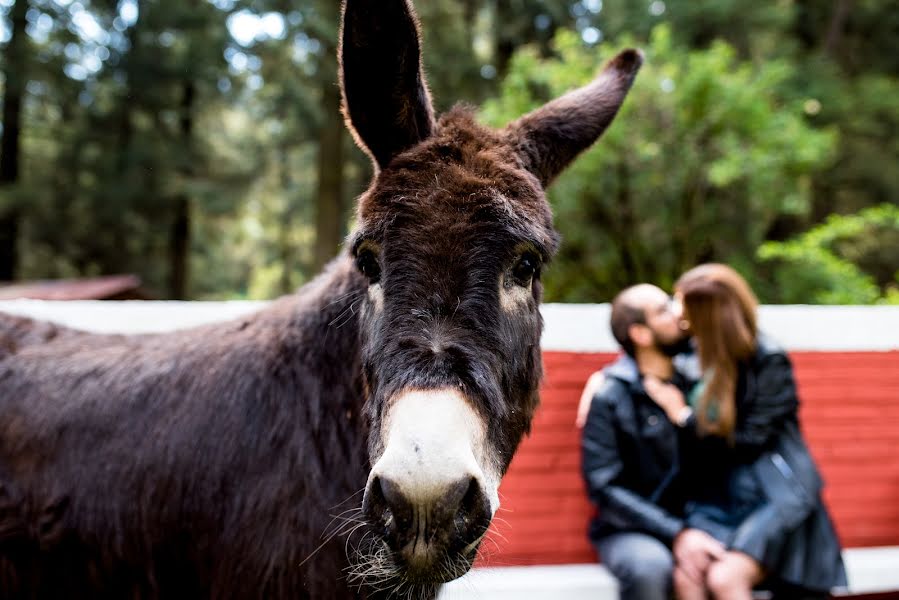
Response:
597,0,794,59
483,25,837,302
795,66,899,218
758,204,899,304
0,0,894,303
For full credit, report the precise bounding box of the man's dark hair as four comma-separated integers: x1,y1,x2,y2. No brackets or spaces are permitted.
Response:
610,287,647,356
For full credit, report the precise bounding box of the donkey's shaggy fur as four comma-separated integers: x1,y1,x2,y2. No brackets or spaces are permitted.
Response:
0,262,371,598
0,1,641,598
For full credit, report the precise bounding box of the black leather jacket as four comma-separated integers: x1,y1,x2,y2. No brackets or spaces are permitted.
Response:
680,334,847,592
581,354,694,545
581,338,846,591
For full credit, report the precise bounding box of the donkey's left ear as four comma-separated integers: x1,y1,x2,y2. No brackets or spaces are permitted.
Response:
340,0,436,171
506,49,643,187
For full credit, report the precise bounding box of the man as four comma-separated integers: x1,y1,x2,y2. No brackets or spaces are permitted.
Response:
579,284,725,600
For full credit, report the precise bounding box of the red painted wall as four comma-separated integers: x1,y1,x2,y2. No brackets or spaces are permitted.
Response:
477,351,899,567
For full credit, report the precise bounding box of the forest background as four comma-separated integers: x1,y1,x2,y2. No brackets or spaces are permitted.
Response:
0,0,895,303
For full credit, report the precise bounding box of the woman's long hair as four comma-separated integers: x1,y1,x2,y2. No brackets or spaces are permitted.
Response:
676,264,758,439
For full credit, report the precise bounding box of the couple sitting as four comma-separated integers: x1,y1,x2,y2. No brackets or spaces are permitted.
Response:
579,264,846,600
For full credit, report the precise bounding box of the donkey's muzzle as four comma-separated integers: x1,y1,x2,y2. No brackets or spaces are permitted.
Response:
362,388,498,581
363,473,491,580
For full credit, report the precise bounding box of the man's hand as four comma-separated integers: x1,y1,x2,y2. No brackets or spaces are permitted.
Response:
575,371,604,428
673,528,726,584
643,375,687,423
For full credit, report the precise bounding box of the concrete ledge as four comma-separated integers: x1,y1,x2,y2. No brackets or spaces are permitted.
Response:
0,299,264,334
437,564,618,600
437,546,899,599
0,300,897,351
539,304,899,352
841,546,899,595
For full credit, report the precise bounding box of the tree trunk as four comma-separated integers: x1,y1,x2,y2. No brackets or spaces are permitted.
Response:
169,195,190,299
614,159,640,286
823,0,853,58
0,0,29,281
169,81,195,299
462,0,477,52
116,2,141,174
279,142,294,295
313,75,345,271
494,0,516,78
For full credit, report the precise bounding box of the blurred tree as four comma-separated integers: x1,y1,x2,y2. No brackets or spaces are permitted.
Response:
150,0,234,298
482,26,836,301
0,0,892,303
794,0,899,76
787,0,899,228
309,1,344,273
220,0,358,292
416,0,498,107
12,0,249,298
758,204,899,304
0,0,29,280
597,0,794,59
493,0,571,78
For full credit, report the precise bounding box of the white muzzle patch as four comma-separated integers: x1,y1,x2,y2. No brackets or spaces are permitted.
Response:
370,388,500,515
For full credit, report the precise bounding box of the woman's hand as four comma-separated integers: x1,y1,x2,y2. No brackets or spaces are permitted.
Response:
673,528,726,583
643,375,688,423
575,371,605,428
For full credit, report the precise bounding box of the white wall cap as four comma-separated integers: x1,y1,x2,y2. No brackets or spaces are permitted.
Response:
540,303,899,352
437,563,618,600
0,300,897,352
0,299,264,335
840,545,899,594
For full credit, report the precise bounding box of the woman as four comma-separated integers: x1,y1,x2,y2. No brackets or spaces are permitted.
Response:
644,264,846,600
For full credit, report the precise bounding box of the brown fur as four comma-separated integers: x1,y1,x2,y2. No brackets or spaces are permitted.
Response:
0,1,642,598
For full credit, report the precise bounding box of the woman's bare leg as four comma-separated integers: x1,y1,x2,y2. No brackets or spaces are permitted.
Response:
674,566,709,600
705,551,765,600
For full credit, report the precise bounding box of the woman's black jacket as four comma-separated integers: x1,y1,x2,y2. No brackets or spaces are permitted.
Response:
679,334,847,592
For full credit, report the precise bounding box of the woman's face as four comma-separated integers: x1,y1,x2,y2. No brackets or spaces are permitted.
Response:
671,290,697,351
672,291,688,329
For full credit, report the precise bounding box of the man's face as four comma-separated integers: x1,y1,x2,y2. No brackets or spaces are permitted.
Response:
640,287,690,356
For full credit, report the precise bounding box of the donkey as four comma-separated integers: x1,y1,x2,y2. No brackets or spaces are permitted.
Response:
0,0,641,598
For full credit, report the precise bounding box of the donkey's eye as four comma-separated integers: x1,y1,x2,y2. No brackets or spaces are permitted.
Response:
511,252,540,286
355,249,381,283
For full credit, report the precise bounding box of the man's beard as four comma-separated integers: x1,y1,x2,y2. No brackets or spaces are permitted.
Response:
655,332,693,357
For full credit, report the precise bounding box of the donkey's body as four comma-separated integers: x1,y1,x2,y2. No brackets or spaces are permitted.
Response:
0,259,369,598
0,1,642,597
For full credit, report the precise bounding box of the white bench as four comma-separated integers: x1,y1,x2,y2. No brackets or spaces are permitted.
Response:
437,564,618,600
437,546,899,599
841,546,899,595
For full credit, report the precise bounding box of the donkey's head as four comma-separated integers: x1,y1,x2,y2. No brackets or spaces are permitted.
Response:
340,0,641,590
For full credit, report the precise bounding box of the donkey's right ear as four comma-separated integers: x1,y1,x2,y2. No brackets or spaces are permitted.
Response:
506,49,643,187
340,0,436,171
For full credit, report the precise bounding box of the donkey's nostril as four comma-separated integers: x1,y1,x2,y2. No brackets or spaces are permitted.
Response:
380,477,411,515
441,476,476,516
452,477,489,533
460,476,483,515
367,473,487,537
432,476,488,537
362,475,382,515
365,476,413,533
363,476,390,525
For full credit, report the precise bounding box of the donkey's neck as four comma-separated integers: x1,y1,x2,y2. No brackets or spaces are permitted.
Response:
287,253,366,346
267,253,368,414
